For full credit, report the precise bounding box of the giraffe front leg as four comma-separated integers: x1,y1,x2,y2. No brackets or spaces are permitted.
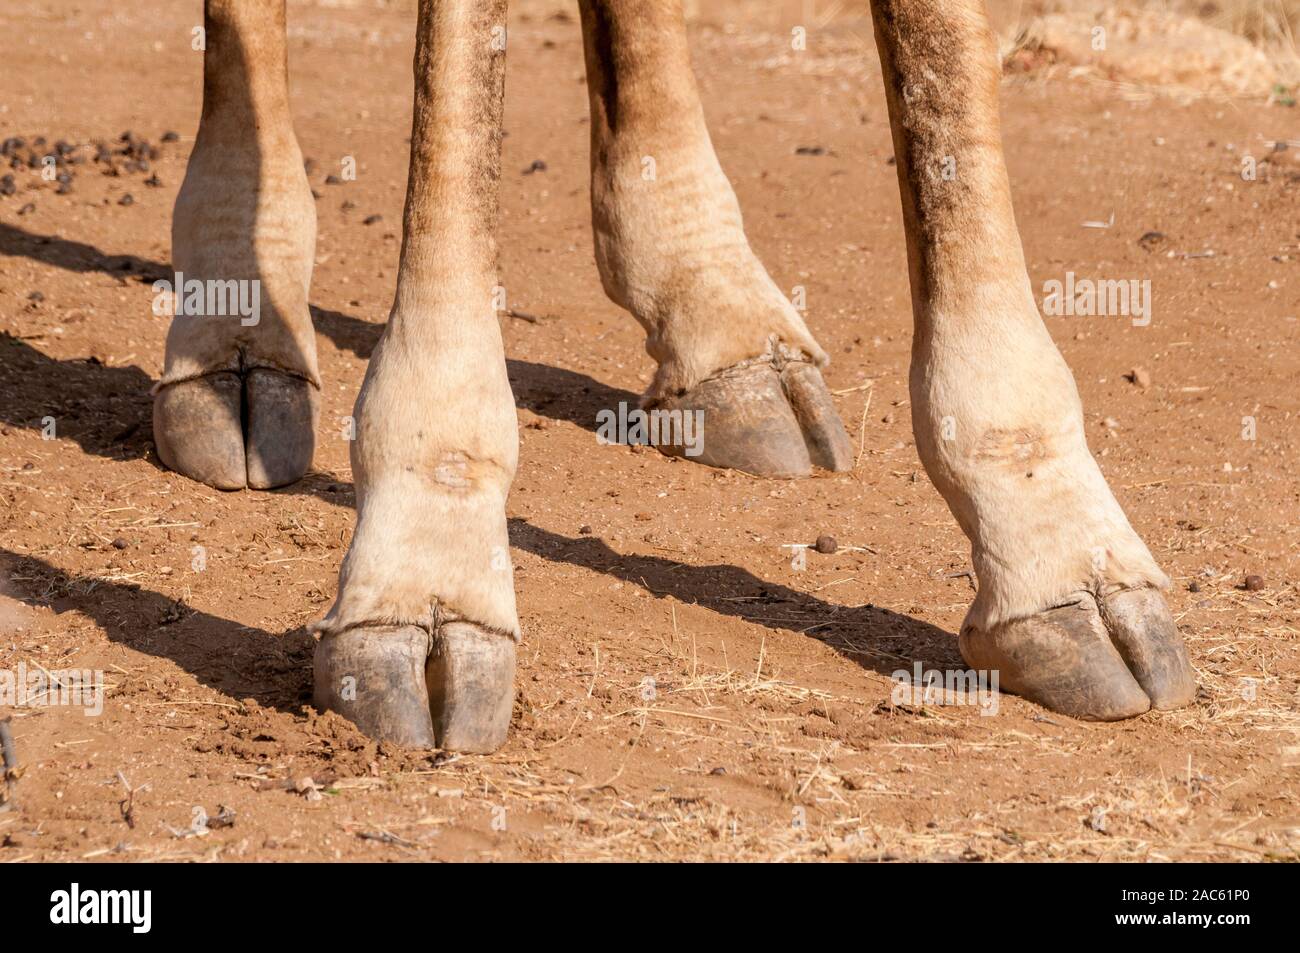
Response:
155,0,320,490
577,0,852,478
871,0,1195,719
312,0,517,752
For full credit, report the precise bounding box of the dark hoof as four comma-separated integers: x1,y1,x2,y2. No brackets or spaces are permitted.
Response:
314,620,517,753
960,588,1197,721
245,369,318,489
153,373,246,490
653,358,852,478
427,621,516,754
314,624,438,748
153,368,319,490
781,362,854,471
1099,587,1198,710
960,594,1150,720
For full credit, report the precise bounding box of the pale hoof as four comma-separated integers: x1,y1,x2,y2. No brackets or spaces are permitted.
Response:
960,587,1197,721
154,367,319,490
653,358,852,478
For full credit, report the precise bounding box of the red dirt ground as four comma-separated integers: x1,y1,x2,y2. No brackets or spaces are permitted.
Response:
0,0,1297,861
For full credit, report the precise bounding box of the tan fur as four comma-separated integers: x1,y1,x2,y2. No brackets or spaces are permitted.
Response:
171,0,1178,709
161,0,319,390
317,0,520,641
869,0,1167,631
578,0,827,402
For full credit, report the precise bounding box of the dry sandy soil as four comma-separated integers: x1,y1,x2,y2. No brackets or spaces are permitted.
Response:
1,0,1298,862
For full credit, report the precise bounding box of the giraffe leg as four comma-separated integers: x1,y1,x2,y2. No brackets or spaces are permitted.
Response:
869,0,1196,720
577,0,852,478
312,0,517,753
154,0,319,490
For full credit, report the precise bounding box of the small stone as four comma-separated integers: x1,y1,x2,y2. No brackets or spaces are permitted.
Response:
1125,366,1151,388
111,537,129,550
814,535,838,554
118,193,134,206
161,130,180,142
1243,574,1265,591
362,214,382,225
324,174,342,185
522,159,547,174
709,766,727,776
1187,580,1200,593
1138,231,1166,252
578,524,592,535
795,145,826,156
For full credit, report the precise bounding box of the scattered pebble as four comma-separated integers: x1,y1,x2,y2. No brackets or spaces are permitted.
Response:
1137,231,1166,252
1243,574,1265,591
814,535,837,554
118,193,134,206
795,145,826,156
1187,580,1200,593
111,537,129,550
1124,366,1151,388
362,214,382,225
522,159,547,174
578,524,592,535
293,777,323,801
